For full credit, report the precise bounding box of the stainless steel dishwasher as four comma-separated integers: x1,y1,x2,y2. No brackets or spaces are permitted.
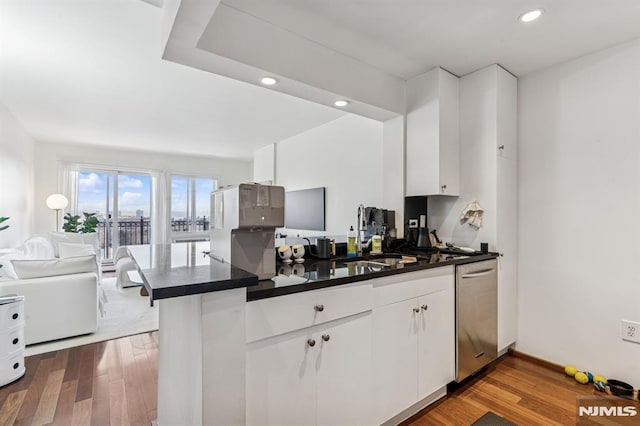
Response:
455,259,498,382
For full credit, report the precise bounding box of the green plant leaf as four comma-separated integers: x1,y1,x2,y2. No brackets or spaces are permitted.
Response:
0,216,9,232
80,212,99,233
62,213,81,233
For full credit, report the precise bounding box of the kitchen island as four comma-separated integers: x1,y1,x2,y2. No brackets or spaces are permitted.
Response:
128,241,498,425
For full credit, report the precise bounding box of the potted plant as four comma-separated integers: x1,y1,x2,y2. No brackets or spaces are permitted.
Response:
63,212,98,233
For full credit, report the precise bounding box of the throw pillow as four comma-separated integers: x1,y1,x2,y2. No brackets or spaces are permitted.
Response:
11,255,98,279
48,232,100,258
0,252,26,280
58,242,96,258
21,236,56,259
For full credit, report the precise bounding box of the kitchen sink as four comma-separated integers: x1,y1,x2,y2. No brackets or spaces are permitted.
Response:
343,256,418,268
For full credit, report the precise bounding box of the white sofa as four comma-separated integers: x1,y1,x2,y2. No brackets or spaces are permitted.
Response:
0,233,102,345
0,272,98,345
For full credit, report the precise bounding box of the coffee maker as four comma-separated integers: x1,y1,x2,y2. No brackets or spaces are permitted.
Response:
210,183,285,280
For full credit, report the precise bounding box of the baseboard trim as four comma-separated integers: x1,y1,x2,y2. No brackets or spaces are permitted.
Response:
388,387,447,426
508,349,565,373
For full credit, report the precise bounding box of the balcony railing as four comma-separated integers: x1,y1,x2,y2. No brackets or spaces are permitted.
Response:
96,217,209,258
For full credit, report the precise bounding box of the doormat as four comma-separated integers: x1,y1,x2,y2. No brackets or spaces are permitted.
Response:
471,411,515,426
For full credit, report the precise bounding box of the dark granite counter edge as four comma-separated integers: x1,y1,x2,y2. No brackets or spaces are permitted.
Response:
146,275,259,301
126,245,259,301
246,253,498,301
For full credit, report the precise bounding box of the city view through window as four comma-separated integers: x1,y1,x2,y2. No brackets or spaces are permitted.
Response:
77,171,152,259
76,170,216,259
170,176,216,234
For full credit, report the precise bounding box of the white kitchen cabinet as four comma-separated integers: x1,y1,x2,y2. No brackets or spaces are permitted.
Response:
417,289,455,400
371,298,418,421
406,67,459,196
454,64,517,352
372,268,454,424
246,313,372,426
316,314,372,426
496,156,517,350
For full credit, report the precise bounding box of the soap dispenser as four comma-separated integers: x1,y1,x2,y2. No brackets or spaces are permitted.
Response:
347,226,357,257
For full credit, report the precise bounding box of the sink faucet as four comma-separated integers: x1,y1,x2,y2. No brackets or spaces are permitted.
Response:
357,204,367,256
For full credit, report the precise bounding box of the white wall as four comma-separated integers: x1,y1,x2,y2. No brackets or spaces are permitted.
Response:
518,39,640,384
33,142,252,234
274,115,384,238
0,102,34,248
252,144,275,184
382,116,405,238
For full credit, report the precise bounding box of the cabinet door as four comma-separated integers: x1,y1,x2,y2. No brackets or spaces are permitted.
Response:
372,298,419,423
316,313,372,426
406,68,460,196
417,288,455,400
246,331,317,426
497,156,517,350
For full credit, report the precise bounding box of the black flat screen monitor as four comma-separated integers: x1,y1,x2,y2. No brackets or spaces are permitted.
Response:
285,187,326,231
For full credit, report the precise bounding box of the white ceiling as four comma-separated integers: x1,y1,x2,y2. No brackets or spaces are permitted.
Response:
0,0,345,160
221,0,640,78
2,0,640,160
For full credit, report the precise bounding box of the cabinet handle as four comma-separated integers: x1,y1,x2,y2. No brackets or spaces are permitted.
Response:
322,334,330,342
314,304,324,312
307,339,316,347
421,304,428,311
498,145,505,150
440,184,447,192
413,307,420,313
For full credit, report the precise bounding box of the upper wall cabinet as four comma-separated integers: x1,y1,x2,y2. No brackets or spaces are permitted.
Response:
406,68,459,196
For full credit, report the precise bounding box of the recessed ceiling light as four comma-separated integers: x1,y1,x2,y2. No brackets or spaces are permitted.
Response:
334,100,349,107
519,9,543,22
260,77,278,86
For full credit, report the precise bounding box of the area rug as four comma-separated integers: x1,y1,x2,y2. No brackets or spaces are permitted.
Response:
472,411,514,426
25,277,158,356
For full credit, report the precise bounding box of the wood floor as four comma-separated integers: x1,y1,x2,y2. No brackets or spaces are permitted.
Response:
407,353,616,426
0,335,625,426
0,332,158,426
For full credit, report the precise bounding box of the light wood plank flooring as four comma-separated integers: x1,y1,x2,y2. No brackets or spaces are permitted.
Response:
0,334,625,425
407,353,621,425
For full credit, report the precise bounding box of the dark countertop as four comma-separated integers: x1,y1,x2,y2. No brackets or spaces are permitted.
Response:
126,242,498,302
126,242,258,301
247,251,498,301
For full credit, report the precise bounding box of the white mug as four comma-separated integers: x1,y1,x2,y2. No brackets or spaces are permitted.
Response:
292,244,305,263
278,245,292,263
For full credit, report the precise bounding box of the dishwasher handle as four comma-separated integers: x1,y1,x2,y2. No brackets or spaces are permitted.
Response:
461,268,495,279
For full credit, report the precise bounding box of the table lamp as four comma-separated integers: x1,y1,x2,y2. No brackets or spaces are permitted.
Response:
46,194,69,232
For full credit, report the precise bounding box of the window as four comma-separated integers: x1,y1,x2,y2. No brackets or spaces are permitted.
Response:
170,175,217,238
76,169,151,260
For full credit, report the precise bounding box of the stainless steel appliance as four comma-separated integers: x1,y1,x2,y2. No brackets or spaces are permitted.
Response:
455,259,498,381
210,183,284,280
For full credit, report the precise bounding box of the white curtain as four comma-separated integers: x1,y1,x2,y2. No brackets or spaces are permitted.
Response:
58,162,79,215
151,171,170,244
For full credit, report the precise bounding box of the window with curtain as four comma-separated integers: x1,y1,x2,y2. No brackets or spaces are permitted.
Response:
75,169,152,260
170,175,217,240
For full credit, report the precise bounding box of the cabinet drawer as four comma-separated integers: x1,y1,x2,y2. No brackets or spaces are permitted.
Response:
374,267,453,307
0,300,25,330
0,326,25,356
0,352,25,387
246,282,373,342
